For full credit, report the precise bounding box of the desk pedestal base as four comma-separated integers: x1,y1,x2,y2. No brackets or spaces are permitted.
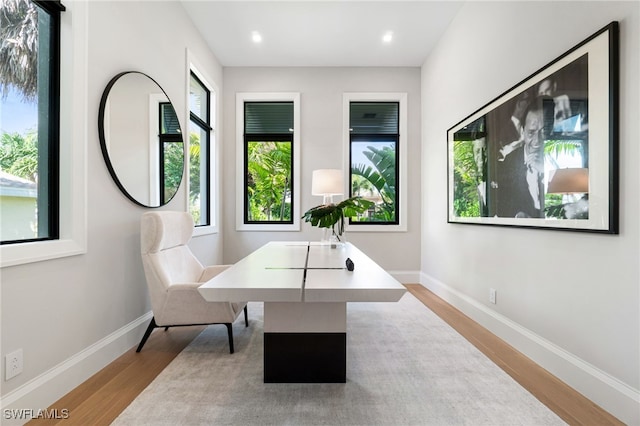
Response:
263,302,347,383
264,332,346,383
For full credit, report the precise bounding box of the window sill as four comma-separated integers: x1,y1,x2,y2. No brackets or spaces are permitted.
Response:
236,223,300,232
1,238,86,268
346,223,407,233
193,225,219,237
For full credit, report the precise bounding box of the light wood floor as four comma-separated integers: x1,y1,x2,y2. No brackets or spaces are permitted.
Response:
28,284,623,425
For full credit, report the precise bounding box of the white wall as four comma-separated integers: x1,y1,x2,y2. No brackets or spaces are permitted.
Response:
3,0,635,422
421,1,639,423
222,67,421,275
0,0,224,416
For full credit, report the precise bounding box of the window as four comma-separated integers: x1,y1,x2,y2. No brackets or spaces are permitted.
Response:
244,102,293,224
0,0,65,244
188,72,211,226
159,102,182,205
343,93,407,232
1,1,87,267
349,102,399,224
236,93,300,231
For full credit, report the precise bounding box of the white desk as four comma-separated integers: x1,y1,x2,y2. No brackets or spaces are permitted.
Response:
198,241,406,382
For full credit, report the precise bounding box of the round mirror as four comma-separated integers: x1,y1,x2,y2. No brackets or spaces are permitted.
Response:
98,71,184,207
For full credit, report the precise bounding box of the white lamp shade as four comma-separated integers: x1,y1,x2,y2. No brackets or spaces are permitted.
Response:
312,169,343,196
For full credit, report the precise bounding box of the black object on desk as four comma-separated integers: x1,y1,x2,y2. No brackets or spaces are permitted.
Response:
345,258,354,271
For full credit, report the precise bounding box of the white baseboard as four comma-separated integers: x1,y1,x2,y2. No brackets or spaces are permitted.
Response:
420,272,639,425
0,312,152,425
389,270,421,284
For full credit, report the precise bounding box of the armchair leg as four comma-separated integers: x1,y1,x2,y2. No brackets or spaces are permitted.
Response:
244,305,249,327
136,317,158,352
225,323,234,354
138,318,241,354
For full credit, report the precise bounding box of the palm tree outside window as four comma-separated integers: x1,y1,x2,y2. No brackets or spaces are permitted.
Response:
243,101,294,224
0,0,64,244
349,102,400,224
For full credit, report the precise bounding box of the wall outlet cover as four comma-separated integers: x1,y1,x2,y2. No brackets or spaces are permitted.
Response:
5,349,23,380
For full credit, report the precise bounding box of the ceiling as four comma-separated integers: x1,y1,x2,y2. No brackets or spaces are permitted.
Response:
180,1,464,67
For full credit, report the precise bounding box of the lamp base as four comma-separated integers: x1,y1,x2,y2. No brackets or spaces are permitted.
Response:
322,194,334,205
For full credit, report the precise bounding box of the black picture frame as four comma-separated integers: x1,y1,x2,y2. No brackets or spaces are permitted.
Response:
447,22,619,233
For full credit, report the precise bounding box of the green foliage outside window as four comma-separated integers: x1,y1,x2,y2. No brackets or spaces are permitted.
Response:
247,141,292,222
188,132,202,224
351,144,397,222
1,0,62,242
0,131,38,181
163,141,184,205
1,0,39,181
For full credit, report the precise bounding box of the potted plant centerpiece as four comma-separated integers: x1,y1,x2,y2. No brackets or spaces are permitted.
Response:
302,196,373,246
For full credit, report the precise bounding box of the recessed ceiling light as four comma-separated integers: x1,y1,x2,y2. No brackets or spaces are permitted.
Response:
382,31,393,44
252,31,262,43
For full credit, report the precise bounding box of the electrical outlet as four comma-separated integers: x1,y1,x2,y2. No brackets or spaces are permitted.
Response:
489,288,497,304
5,349,23,380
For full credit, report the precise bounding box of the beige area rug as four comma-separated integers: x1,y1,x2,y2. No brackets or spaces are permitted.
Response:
113,294,565,425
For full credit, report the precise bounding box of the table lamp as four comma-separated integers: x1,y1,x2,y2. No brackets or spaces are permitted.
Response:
312,169,343,204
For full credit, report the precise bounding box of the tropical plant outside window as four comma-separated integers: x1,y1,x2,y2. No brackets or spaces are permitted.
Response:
0,0,64,244
189,73,211,226
349,102,399,224
244,102,293,223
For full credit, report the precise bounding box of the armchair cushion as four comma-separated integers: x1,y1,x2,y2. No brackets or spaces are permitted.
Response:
199,265,231,283
141,211,194,254
158,283,239,326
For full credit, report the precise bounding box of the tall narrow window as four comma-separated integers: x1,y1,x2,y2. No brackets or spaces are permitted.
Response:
189,72,211,226
159,102,182,205
243,101,294,224
349,101,400,225
0,0,64,244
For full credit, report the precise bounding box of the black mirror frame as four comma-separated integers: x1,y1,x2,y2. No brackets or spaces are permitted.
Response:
98,71,184,208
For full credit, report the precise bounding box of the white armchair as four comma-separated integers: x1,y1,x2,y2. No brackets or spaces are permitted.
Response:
137,211,248,353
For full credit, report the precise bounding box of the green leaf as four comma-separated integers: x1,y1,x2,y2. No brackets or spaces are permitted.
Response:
302,196,374,232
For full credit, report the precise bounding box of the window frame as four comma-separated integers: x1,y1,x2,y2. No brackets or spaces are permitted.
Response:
158,101,183,206
187,56,219,236
244,134,294,226
1,0,87,266
349,101,400,226
1,0,64,245
236,92,301,231
188,70,211,228
343,93,408,232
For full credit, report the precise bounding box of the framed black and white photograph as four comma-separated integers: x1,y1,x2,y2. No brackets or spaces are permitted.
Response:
447,22,619,233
